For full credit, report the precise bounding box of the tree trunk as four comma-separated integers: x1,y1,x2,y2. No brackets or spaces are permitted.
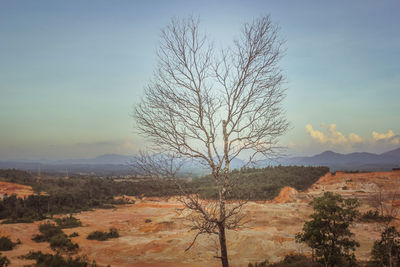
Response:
218,222,229,267
219,120,230,267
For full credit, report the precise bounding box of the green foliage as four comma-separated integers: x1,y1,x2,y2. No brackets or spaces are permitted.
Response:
54,215,82,228
69,232,79,237
360,210,392,223
370,226,400,266
271,254,322,267
87,228,119,241
192,166,329,200
248,254,322,267
296,192,360,267
23,251,97,267
32,223,78,252
0,236,17,251
49,234,79,252
0,253,10,267
248,259,269,267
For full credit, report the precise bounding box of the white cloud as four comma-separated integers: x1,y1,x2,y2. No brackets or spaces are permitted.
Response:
305,124,327,143
373,130,400,145
348,133,363,143
305,123,364,146
302,123,398,153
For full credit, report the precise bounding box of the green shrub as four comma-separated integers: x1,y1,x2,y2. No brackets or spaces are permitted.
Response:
108,228,119,238
248,259,269,267
360,210,392,223
54,215,82,229
370,226,400,266
87,228,119,241
249,254,322,267
69,232,79,237
32,223,63,242
49,234,79,252
0,253,10,267
0,237,17,251
23,251,96,267
32,222,78,252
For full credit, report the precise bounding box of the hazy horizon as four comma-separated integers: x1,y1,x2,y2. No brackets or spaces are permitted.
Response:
1,0,399,160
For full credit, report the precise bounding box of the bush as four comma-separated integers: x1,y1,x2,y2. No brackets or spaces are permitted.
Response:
49,234,79,252
273,254,322,266
248,255,322,267
23,251,96,267
0,253,9,267
0,237,17,251
87,228,119,241
32,222,78,252
248,260,269,267
32,223,64,242
108,228,119,238
54,215,82,229
69,232,79,237
360,210,392,223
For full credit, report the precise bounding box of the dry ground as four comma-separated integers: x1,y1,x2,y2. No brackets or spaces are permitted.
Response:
1,170,400,266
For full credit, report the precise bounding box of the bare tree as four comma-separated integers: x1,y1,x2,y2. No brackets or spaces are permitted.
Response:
133,16,288,267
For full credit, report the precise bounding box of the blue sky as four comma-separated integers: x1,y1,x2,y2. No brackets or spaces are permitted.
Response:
0,0,399,160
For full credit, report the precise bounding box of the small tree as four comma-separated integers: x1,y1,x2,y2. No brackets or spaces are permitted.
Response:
371,226,400,267
368,189,400,267
296,192,360,267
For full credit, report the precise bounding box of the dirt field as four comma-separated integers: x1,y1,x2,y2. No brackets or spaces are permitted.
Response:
0,181,34,199
1,170,400,266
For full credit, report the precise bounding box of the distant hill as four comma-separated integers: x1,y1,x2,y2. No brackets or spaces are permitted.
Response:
1,148,399,175
279,147,400,171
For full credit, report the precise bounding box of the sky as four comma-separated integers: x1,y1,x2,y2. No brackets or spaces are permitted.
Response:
0,0,399,160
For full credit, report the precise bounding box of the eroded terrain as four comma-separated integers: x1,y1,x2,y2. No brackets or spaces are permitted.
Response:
2,170,400,266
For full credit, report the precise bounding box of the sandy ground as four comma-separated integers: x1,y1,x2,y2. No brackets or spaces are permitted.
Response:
1,170,400,266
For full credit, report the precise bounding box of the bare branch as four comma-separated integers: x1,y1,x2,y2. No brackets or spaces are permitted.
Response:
133,15,288,267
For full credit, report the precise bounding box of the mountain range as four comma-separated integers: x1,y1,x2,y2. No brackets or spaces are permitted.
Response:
279,147,400,171
1,147,399,175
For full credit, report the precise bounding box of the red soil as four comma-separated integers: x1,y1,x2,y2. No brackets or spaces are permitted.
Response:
0,181,34,199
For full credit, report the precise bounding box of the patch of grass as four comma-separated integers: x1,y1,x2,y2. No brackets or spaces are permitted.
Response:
87,228,119,241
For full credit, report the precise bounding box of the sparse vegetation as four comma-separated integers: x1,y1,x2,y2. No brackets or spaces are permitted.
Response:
248,254,322,267
0,166,329,224
23,251,97,267
360,210,392,223
32,222,79,252
87,228,119,241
